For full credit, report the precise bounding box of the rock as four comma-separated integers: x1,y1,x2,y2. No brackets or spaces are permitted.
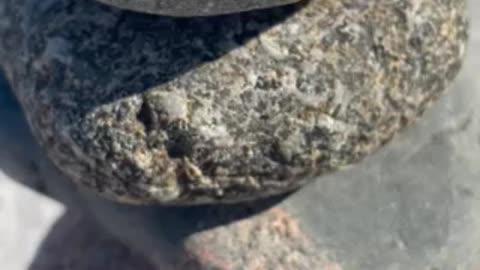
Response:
0,1,479,267
39,33,480,269
96,0,300,16
0,0,468,205
24,61,480,269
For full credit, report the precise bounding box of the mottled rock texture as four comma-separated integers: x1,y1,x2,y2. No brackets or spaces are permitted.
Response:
96,0,300,16
0,0,468,204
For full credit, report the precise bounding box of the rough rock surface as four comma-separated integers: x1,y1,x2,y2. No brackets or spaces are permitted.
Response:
0,0,468,204
0,1,478,268
96,0,300,17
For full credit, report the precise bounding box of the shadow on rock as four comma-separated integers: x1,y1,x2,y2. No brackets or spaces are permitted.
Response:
5,0,304,117
28,211,157,270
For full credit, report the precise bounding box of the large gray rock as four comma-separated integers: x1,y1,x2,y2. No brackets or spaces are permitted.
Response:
2,46,479,269
0,0,468,204
38,34,480,269
96,0,300,16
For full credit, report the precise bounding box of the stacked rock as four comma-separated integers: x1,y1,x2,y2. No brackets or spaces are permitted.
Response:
97,0,301,16
0,0,468,205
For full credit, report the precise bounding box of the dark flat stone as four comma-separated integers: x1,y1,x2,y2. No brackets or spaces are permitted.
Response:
96,0,301,16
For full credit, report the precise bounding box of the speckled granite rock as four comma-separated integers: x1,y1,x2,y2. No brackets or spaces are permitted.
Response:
0,0,467,205
96,0,300,16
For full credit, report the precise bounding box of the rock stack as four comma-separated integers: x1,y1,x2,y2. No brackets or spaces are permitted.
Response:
0,0,470,269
